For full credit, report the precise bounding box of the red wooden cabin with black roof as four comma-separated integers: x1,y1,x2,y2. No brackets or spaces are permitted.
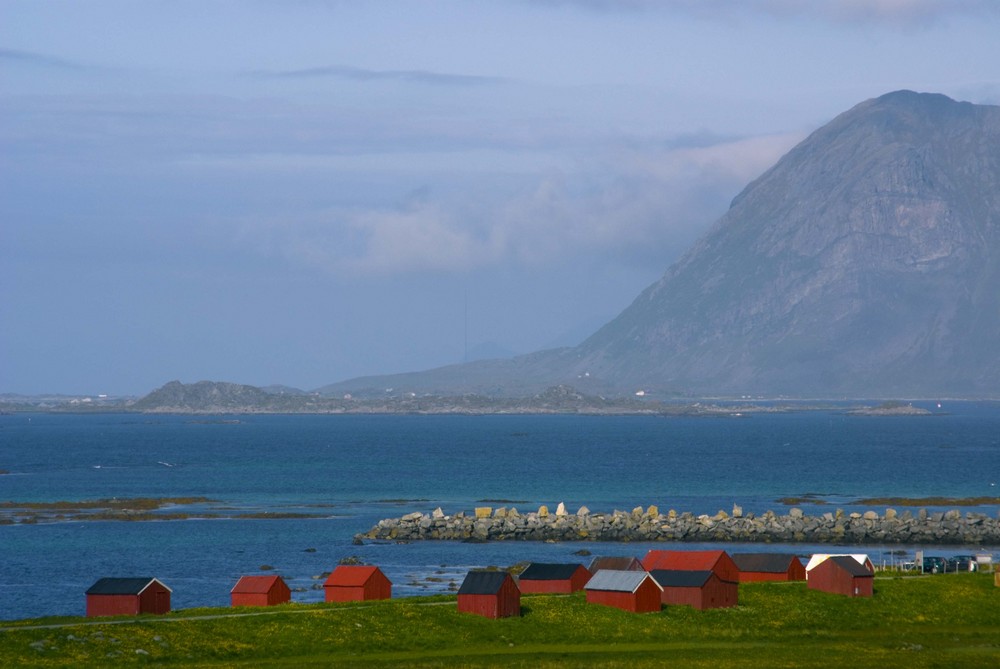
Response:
457,571,521,618
518,562,591,594
807,555,874,597
85,577,171,617
731,553,806,582
649,569,738,609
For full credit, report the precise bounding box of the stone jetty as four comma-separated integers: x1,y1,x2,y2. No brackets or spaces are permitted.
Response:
355,504,1000,546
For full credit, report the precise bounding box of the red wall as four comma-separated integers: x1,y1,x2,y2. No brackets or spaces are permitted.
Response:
87,585,170,617
520,579,572,594
738,571,785,583
457,580,521,619
587,580,661,613
661,576,737,610
737,558,805,583
326,586,364,603
711,554,740,584
232,581,291,607
87,594,140,617
519,567,590,594
325,571,391,602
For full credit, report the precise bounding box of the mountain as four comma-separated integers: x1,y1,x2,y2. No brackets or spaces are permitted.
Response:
322,91,1000,398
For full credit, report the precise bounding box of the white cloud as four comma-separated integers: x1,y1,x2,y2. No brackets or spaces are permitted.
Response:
256,132,803,277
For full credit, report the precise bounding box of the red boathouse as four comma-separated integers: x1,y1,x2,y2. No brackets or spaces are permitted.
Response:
457,571,521,619
231,575,291,607
807,555,874,597
731,553,806,583
85,577,172,617
324,565,392,603
642,550,740,584
518,563,591,594
649,570,738,610
584,570,662,613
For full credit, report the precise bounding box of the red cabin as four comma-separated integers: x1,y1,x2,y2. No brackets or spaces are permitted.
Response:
85,577,171,617
805,554,874,578
649,570,738,609
231,575,291,607
457,571,521,619
642,550,740,584
324,565,392,603
807,555,873,597
518,563,591,594
584,570,662,613
732,553,806,582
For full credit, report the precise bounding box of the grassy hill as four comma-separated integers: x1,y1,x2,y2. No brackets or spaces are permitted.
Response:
2,574,998,667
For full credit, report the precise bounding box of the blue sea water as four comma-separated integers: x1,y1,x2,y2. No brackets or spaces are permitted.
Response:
2,404,999,621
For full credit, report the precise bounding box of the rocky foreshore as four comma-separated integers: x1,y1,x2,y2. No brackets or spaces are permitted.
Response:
356,503,1000,546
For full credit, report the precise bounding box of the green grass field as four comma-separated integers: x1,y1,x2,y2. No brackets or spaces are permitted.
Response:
2,574,998,667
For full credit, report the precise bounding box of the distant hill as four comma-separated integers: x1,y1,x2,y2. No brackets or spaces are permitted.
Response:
321,91,1000,399
130,380,285,412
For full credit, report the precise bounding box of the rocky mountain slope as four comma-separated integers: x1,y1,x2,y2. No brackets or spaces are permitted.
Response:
569,91,1000,396
324,90,1000,398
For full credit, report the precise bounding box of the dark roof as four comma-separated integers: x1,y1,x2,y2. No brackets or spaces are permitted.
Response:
649,570,714,588
588,556,642,573
86,577,169,595
731,553,800,573
519,563,584,581
458,571,513,595
826,555,874,577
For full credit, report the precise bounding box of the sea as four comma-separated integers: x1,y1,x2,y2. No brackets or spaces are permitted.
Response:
2,402,999,621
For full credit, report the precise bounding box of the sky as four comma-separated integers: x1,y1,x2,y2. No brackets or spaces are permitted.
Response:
2,0,999,396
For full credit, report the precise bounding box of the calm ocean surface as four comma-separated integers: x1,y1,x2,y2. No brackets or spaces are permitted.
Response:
2,403,999,621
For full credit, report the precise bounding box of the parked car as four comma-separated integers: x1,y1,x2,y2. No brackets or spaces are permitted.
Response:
922,556,946,573
946,555,978,572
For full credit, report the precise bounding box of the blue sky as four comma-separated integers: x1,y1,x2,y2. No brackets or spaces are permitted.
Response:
2,0,999,395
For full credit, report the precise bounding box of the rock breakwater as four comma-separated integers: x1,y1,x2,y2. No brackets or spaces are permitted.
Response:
356,504,1000,546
